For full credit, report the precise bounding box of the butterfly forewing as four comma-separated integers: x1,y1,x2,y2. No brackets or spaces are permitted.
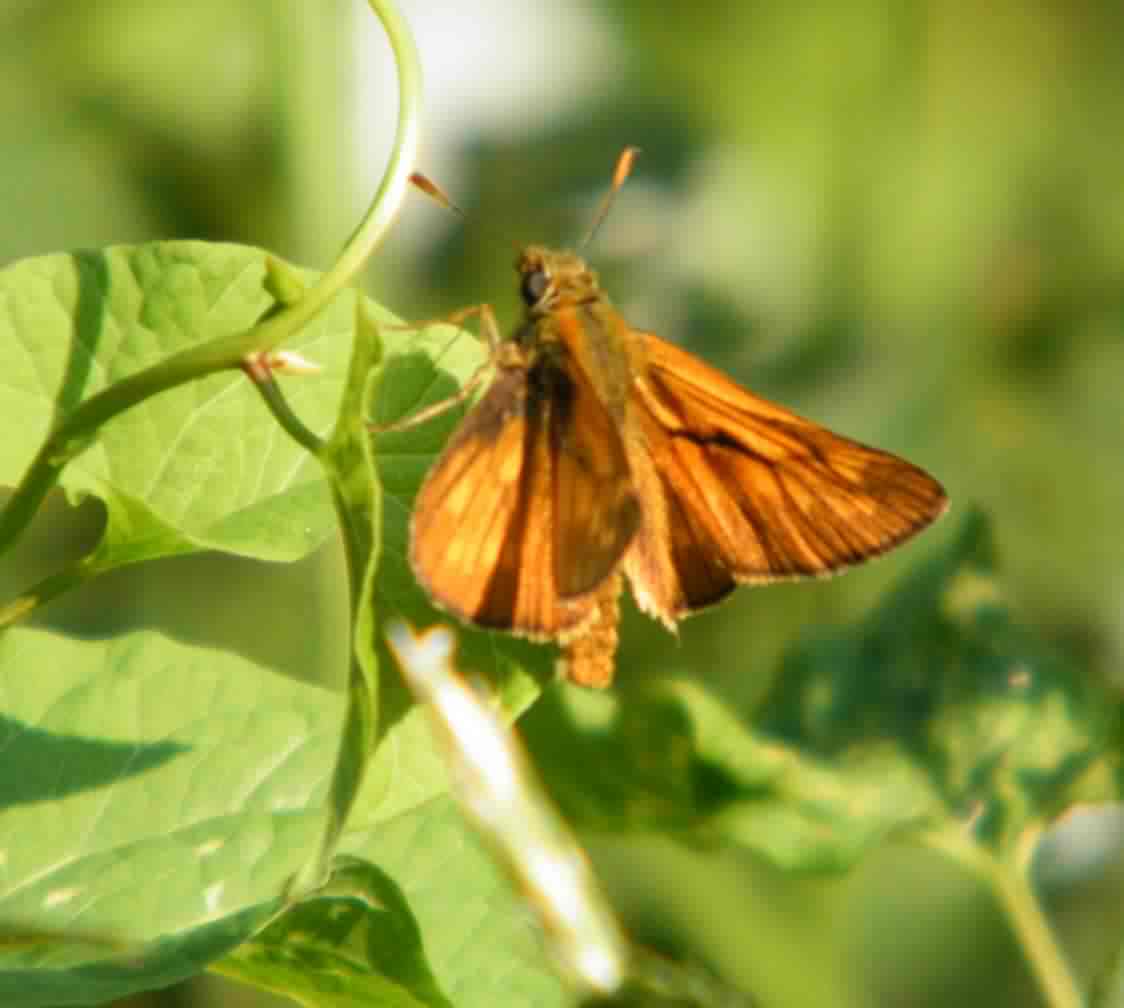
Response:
409,368,594,639
624,331,947,622
409,346,641,640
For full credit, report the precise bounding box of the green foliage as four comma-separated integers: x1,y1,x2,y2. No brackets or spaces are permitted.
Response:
217,855,454,1008
0,245,348,565
760,510,1113,857
525,510,1114,874
0,241,558,1006
0,236,1120,1008
4,3,1124,1007
0,234,1117,1007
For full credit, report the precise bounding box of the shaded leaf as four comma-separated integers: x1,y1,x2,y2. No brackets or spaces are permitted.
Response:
526,510,1112,873
217,856,453,1008
525,679,940,874
0,625,567,1006
339,799,572,1008
0,627,336,1005
760,508,1112,855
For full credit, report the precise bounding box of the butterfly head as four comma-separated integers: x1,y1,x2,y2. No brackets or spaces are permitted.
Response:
516,246,602,316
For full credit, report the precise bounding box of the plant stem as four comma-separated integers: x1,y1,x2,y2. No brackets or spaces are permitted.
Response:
927,830,1083,1008
0,0,422,561
993,860,1084,1008
289,302,383,899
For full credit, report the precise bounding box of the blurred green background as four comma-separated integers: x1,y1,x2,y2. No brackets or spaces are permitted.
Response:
3,1,1124,1005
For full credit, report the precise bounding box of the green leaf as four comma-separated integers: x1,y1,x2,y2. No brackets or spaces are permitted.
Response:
338,801,571,1008
217,856,454,1008
0,625,568,1006
0,626,336,1005
0,238,580,1002
527,510,1111,873
0,243,355,564
0,240,551,688
525,677,941,874
759,508,1112,857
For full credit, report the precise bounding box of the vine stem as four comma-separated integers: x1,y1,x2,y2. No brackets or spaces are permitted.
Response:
926,829,1083,1008
0,0,422,559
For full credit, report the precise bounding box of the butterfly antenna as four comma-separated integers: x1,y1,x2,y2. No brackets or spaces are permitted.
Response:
409,172,467,219
579,146,640,250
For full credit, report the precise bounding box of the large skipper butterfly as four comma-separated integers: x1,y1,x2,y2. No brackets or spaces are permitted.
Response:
390,153,947,686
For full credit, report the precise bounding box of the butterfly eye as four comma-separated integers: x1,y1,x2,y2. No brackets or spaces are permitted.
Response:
521,268,550,306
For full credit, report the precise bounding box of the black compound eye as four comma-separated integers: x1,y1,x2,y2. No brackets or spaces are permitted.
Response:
520,268,549,306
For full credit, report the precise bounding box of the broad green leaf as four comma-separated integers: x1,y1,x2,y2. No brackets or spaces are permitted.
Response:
0,240,552,690
0,243,355,563
0,626,336,1005
0,242,485,570
221,812,574,1008
0,238,586,1004
0,626,567,1006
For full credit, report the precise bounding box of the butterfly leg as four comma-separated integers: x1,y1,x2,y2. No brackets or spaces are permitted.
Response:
368,363,491,434
368,304,505,435
381,303,501,350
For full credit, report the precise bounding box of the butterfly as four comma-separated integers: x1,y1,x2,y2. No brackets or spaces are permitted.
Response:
392,156,947,687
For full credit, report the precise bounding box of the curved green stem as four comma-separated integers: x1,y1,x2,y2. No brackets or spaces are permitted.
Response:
289,302,384,899
0,0,422,560
926,830,1083,1008
245,363,326,457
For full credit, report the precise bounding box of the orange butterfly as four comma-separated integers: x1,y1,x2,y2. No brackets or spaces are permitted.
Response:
394,155,946,687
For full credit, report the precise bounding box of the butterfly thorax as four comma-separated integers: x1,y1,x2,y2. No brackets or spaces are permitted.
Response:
511,246,641,430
